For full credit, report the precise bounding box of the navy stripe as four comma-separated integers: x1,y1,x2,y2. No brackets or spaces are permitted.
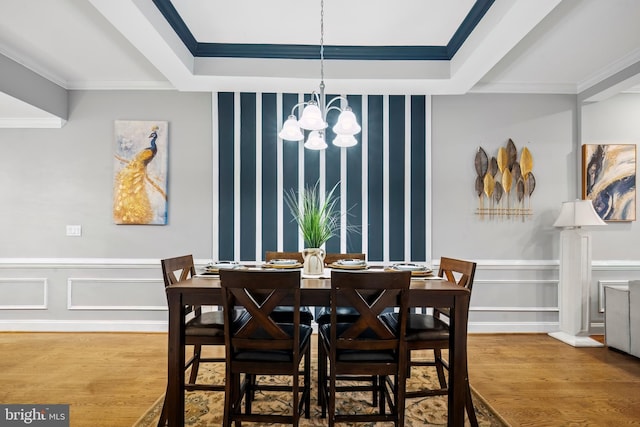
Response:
388,96,405,261
261,93,278,256
367,95,384,262
240,93,257,261
410,96,427,262
346,95,363,253
282,94,300,251
217,92,235,260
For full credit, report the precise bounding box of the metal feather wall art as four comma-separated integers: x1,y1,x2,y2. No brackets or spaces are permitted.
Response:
474,139,535,221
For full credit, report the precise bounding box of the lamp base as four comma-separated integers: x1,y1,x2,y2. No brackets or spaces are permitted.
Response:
548,331,604,348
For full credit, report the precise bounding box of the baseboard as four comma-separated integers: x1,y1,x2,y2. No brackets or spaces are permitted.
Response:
0,320,168,333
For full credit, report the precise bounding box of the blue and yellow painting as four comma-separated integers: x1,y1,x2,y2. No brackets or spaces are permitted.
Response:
583,144,636,222
113,120,168,224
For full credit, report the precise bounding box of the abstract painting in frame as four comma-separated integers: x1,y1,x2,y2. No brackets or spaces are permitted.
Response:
113,120,168,225
582,144,636,222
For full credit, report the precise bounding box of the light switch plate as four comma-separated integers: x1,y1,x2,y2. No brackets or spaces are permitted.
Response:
66,225,82,237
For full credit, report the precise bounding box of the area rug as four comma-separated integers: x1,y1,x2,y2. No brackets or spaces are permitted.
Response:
134,362,509,427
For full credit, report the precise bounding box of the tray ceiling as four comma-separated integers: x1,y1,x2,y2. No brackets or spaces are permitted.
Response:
1,0,639,126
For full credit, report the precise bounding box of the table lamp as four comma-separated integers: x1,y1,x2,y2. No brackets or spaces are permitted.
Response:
550,199,606,347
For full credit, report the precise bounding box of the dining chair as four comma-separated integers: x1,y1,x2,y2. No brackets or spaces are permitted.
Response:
158,255,244,427
383,256,478,426
264,251,314,326
314,253,379,403
219,269,311,426
318,270,411,426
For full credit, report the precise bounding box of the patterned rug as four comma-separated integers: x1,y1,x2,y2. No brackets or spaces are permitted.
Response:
134,361,509,427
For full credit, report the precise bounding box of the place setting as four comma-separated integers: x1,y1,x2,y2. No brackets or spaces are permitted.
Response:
327,258,368,270
261,258,303,269
385,262,438,279
198,261,245,277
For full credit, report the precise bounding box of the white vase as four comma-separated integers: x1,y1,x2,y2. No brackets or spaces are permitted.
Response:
302,248,325,275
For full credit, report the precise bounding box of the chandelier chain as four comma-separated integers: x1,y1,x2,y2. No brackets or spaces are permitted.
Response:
320,0,324,84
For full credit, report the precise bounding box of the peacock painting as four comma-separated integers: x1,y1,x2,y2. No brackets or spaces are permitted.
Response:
113,120,168,224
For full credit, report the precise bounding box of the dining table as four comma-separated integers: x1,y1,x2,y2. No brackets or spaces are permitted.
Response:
165,269,471,426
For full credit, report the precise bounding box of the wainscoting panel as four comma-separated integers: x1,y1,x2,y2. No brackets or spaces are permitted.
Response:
0,278,47,310
67,278,166,311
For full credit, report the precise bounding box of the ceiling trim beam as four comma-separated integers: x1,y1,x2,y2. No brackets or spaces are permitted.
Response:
0,53,68,122
153,0,493,61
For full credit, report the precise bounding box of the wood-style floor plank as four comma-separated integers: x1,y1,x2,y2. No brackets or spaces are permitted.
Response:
1,332,639,426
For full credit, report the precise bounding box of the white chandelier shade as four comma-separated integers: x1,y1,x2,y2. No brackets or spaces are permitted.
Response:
303,130,328,150
278,115,305,141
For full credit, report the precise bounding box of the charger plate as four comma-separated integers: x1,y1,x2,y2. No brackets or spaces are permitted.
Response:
263,259,303,269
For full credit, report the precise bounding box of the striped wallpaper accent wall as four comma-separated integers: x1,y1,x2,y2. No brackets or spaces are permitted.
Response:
213,92,432,263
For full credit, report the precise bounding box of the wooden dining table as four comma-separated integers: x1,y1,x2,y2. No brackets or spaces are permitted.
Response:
165,271,471,426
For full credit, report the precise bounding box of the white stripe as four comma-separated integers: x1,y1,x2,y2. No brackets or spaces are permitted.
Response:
383,95,389,263
297,93,305,250
255,93,263,262
405,95,412,261
340,96,347,252
361,96,368,256
211,92,219,262
234,92,241,261
276,94,284,251
425,95,433,264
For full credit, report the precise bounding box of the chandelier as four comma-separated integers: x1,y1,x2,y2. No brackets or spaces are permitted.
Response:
277,0,361,150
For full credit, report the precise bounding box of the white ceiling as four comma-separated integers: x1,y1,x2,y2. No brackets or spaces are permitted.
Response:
1,0,639,126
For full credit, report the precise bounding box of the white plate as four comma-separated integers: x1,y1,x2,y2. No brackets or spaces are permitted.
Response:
268,259,299,266
207,261,239,270
336,259,366,266
391,263,431,272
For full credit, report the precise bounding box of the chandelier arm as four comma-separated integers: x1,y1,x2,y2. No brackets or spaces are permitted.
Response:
289,101,310,116
324,95,349,111
324,105,344,116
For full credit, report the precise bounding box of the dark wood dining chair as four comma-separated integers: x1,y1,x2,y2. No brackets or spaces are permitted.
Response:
318,270,411,426
264,251,314,326
158,255,239,427
384,256,478,426
315,253,377,403
219,269,311,426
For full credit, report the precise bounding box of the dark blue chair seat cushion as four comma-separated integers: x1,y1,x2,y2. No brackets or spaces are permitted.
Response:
233,323,312,362
186,308,247,337
318,323,397,362
381,312,449,341
315,306,361,325
270,306,314,325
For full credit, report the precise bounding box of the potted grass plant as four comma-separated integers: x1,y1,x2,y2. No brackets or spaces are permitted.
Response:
284,181,341,275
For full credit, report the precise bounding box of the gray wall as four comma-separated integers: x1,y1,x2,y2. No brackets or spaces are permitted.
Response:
432,94,577,261
582,93,640,260
0,90,213,260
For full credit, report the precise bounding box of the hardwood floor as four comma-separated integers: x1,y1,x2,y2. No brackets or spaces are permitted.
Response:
0,332,638,426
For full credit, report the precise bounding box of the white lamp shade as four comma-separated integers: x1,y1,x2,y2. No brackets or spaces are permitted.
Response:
332,109,361,135
278,115,304,141
298,104,327,131
304,131,328,150
553,199,607,228
332,134,358,148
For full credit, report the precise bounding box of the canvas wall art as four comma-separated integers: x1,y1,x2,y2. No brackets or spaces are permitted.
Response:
113,120,168,225
582,144,636,222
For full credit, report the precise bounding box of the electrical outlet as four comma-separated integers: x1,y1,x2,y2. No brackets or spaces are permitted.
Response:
66,225,82,237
